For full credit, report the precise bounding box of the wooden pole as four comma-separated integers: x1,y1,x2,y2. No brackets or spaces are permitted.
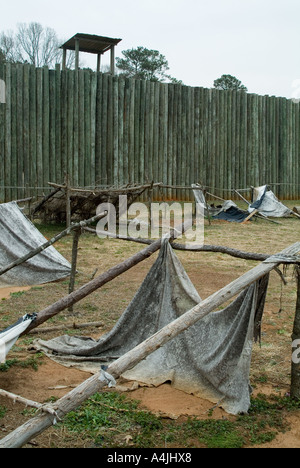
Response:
0,390,48,412
97,53,101,73
89,226,271,261
1,241,299,448
75,39,79,71
65,173,71,228
241,209,259,224
68,227,81,313
233,189,282,225
62,49,67,71
110,46,115,76
28,321,104,334
291,266,300,399
25,222,191,332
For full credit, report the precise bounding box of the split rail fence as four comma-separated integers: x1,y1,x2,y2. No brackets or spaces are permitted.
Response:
0,62,300,203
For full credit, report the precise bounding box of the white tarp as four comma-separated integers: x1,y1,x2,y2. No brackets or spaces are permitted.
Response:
0,314,36,363
0,202,71,287
249,186,292,218
192,184,249,222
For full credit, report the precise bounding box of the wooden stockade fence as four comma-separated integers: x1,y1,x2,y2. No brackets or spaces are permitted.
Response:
0,62,300,203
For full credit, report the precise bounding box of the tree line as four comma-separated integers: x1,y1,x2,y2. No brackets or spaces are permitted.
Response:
0,22,247,91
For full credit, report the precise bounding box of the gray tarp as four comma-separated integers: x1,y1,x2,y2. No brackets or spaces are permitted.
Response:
192,185,249,223
0,202,71,287
35,240,269,415
213,201,249,223
249,186,292,218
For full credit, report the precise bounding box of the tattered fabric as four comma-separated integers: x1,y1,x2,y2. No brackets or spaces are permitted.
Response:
0,314,36,363
249,186,291,218
0,202,71,287
35,240,269,415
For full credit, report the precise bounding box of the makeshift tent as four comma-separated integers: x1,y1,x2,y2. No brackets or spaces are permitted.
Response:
35,240,269,415
0,202,71,287
213,201,250,223
192,185,249,223
249,186,293,218
0,314,36,363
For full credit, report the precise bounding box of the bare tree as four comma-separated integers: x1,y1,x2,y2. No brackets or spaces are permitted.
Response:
17,22,61,67
0,30,21,63
0,22,75,68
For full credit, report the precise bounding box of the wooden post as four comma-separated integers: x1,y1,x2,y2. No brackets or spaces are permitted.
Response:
110,45,115,75
65,173,71,228
1,242,299,448
68,228,81,313
203,190,211,226
75,39,80,71
291,266,300,399
97,53,101,73
148,181,153,228
62,48,67,71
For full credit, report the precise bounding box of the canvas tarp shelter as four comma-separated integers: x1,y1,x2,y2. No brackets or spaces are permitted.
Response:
35,240,269,415
249,186,292,218
0,202,71,287
192,184,249,223
213,201,249,223
0,314,36,363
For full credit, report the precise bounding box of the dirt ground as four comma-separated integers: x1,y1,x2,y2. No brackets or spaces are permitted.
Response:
0,201,300,448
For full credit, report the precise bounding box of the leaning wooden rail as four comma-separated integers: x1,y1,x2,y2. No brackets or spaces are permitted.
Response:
1,241,299,448
86,226,271,262
25,220,192,332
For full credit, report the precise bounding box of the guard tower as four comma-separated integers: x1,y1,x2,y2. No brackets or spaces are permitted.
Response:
60,33,122,74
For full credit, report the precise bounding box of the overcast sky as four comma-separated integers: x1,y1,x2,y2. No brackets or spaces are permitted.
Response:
1,0,300,99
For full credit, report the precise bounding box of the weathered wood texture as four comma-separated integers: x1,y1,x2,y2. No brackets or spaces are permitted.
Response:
291,266,300,399
0,63,300,202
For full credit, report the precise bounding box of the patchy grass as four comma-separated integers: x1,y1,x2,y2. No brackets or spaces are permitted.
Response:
0,405,7,419
57,391,300,449
0,353,44,372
